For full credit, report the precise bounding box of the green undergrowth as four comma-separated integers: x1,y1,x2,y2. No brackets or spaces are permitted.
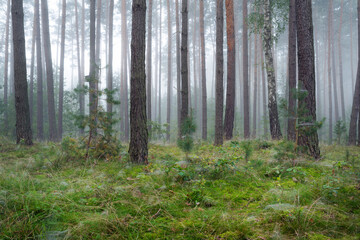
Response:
0,140,359,239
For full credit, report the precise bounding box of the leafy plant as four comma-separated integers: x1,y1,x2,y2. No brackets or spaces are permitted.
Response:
177,113,196,159
334,120,347,144
240,141,253,162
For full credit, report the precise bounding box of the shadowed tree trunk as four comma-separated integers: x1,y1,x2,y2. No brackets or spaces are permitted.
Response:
327,0,333,143
129,0,148,164
12,0,33,145
263,0,282,140
296,0,320,159
176,0,181,136
147,0,153,129
287,0,296,141
29,10,36,126
349,0,360,145
243,0,250,139
89,0,97,137
200,0,207,140
41,0,58,141
224,0,236,140
3,0,10,133
214,0,224,146
107,0,114,114
58,0,66,139
166,0,172,141
35,0,44,140
180,0,189,135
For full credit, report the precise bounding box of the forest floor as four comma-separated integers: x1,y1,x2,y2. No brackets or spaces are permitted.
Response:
0,138,359,240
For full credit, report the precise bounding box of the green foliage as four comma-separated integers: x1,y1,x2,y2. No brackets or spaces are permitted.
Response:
334,120,347,144
274,140,296,164
240,141,253,162
177,113,196,159
148,121,168,141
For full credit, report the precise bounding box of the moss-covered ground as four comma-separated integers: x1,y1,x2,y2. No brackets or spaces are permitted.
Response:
0,139,359,239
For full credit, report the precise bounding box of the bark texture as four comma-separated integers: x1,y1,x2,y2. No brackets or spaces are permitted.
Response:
147,0,153,126
243,0,250,139
263,0,282,140
224,0,236,140
296,0,321,159
12,0,33,145
200,0,207,140
129,0,148,164
166,0,172,141
58,0,66,139
107,0,114,114
214,0,224,146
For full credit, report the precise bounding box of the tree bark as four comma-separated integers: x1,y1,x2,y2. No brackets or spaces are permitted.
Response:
224,0,236,140
121,0,129,141
200,0,207,140
147,0,153,128
41,0,58,141
252,33,258,138
296,0,320,159
58,0,66,139
243,0,250,139
176,0,181,137
338,0,346,122
158,0,162,124
287,0,296,141
349,0,360,146
166,0,172,141
260,37,268,138
74,0,83,127
12,0,33,145
263,0,282,140
129,0,148,164
180,0,189,135
327,0,333,143
89,0,97,137
35,0,44,140
214,0,224,146
29,9,36,126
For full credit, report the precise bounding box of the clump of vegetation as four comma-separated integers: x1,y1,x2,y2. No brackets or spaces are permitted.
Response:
177,113,196,159
239,140,253,162
334,120,347,144
274,140,297,165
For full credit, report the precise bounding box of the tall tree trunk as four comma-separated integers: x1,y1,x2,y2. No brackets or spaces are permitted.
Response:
260,38,268,138
338,0,346,122
41,0,58,141
214,0,224,146
107,0,114,114
296,0,320,159
80,0,85,125
12,0,33,145
129,0,148,164
200,0,207,140
327,0,333,143
180,0,189,135
287,0,296,141
35,0,44,140
192,1,198,120
74,0,83,127
166,0,172,141
58,0,66,139
224,0,235,140
147,0,153,128
349,0,360,145
89,0,97,136
252,33,258,138
243,0,250,139
95,0,102,78
263,0,282,140
29,10,36,126
350,9,355,92
3,0,10,133
176,0,181,136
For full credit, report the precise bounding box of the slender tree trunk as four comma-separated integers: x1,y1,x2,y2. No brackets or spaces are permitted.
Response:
214,0,224,146
263,0,282,139
129,0,148,164
176,0,181,136
243,0,250,139
349,0,360,145
252,33,258,138
327,0,333,143
260,38,268,138
166,0,172,141
350,9,355,92
12,0,33,145
74,0,83,126
287,0,296,141
35,0,44,140
193,1,198,119
58,0,66,139
338,0,346,122
95,0,101,78
89,0,97,137
3,0,10,133
296,0,320,159
224,0,236,140
107,0,114,114
41,0,58,141
147,0,153,128
80,0,85,125
200,0,207,140
180,0,189,135
158,0,162,124
29,10,36,126
121,0,129,141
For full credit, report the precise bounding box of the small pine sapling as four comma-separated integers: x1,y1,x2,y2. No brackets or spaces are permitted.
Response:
177,112,196,159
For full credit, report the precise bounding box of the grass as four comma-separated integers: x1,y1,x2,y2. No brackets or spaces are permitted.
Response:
0,139,359,239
